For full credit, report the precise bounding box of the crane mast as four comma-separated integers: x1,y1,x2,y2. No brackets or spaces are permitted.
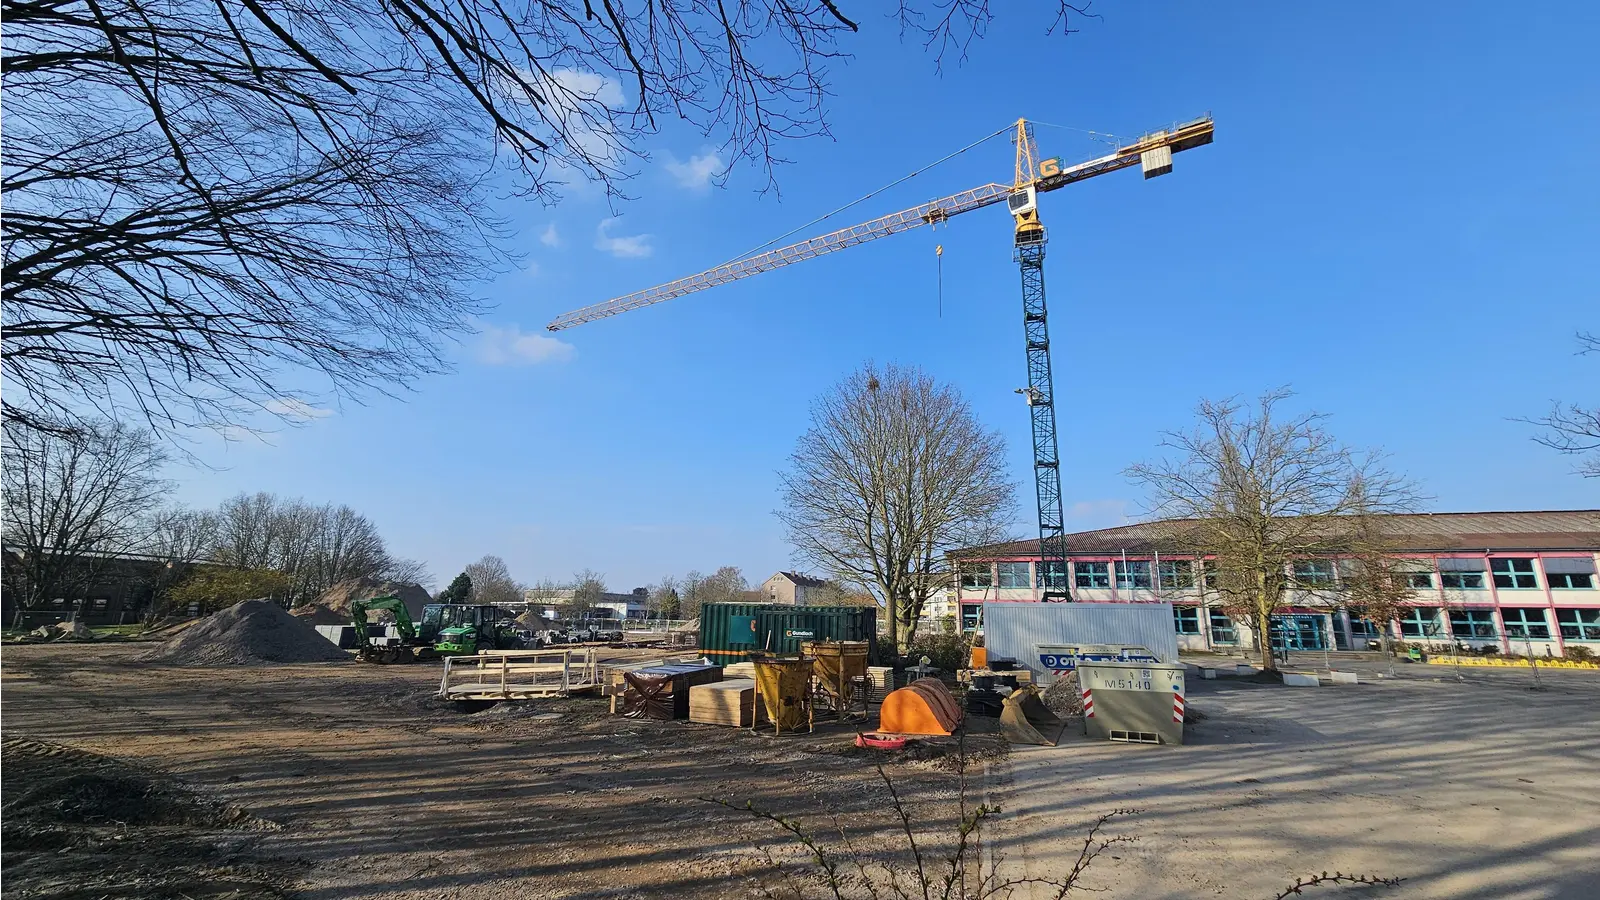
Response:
1007,120,1070,600
545,115,1214,604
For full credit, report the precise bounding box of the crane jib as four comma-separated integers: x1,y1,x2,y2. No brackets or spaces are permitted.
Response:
544,115,1213,332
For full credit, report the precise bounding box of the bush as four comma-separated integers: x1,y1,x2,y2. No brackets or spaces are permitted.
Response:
1565,645,1596,663
904,629,972,673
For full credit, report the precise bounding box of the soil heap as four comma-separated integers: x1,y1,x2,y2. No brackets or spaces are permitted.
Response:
292,576,432,625
141,598,350,666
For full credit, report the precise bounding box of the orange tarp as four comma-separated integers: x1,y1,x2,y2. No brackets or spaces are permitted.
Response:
879,678,964,736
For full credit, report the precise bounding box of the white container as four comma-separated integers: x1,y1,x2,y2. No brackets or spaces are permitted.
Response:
983,602,1180,686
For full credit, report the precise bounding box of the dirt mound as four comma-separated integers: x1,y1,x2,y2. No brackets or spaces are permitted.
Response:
2,737,283,899
140,598,350,666
293,576,432,625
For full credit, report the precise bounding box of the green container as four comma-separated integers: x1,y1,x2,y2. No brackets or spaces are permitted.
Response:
700,603,878,662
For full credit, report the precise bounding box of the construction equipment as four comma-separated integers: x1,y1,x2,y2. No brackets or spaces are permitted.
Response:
546,117,1214,598
419,603,523,656
350,596,423,664
879,678,964,737
751,654,814,735
999,684,1065,746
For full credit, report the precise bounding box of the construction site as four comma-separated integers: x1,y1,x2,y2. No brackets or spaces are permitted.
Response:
3,590,1598,899
5,2,1598,896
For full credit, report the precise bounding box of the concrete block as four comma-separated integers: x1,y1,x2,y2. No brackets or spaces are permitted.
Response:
1200,667,1217,680
1282,672,1320,687
1235,664,1256,676
1329,671,1360,685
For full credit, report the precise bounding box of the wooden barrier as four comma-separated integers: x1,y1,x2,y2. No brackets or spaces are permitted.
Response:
437,649,602,700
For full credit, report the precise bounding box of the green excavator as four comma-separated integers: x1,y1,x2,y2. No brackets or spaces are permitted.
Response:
351,596,523,663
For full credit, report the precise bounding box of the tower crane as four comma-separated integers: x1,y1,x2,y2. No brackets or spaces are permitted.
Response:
548,115,1214,602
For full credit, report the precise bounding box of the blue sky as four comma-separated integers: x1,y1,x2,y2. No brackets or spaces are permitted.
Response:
173,2,1600,591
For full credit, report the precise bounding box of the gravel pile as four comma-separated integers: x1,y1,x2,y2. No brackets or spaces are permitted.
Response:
141,599,351,666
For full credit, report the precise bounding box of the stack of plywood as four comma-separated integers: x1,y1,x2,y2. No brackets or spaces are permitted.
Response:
689,678,756,727
722,661,757,680
867,666,897,704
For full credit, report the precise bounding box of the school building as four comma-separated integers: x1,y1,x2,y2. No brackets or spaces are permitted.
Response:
949,510,1600,658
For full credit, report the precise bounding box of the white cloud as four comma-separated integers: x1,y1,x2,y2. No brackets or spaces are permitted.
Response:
524,260,542,277
263,398,333,421
478,323,576,366
540,223,561,248
503,67,627,170
664,150,723,190
594,218,653,258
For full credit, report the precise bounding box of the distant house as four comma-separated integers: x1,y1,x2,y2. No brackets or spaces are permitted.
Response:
761,571,830,606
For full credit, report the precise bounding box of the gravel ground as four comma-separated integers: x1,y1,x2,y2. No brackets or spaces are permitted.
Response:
992,659,1600,900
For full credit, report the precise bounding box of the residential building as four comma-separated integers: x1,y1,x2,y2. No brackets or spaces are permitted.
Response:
950,510,1600,659
761,571,831,605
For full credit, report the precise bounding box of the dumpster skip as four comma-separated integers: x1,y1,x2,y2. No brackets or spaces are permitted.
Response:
1078,660,1186,745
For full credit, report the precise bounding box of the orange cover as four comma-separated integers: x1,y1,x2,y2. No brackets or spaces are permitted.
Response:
879,678,964,736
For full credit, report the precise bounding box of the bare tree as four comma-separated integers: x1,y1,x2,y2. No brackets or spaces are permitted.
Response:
1527,332,1599,478
208,491,408,603
465,554,522,606
1337,513,1423,660
2,0,1094,440
1127,390,1420,673
1,419,171,612
571,568,607,615
648,575,682,619
778,363,1017,652
138,506,221,606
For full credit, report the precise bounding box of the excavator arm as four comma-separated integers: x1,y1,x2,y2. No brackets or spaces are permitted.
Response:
350,596,417,643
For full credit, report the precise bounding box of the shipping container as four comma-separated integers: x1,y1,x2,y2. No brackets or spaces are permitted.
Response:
700,603,878,662
982,603,1179,685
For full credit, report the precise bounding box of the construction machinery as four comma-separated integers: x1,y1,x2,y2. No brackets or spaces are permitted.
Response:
351,599,524,662
421,604,523,655
350,596,424,664
546,116,1213,601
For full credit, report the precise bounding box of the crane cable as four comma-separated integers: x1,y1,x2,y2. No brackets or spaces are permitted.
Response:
713,125,1012,269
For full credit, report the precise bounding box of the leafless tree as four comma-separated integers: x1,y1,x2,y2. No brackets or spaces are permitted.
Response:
1,419,172,611
465,554,523,606
1527,332,1599,478
137,506,221,604
2,0,1093,440
570,568,607,614
1336,513,1424,660
1127,390,1421,672
208,491,408,603
778,363,1017,652
648,575,682,618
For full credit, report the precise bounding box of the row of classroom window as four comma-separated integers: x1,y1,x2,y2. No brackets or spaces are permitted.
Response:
1168,605,1600,642
957,557,1597,592
957,604,1600,643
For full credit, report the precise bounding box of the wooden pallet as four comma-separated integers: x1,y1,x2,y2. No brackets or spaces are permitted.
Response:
689,678,755,727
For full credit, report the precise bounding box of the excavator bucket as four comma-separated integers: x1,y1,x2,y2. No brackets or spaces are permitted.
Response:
880,678,964,736
999,685,1064,746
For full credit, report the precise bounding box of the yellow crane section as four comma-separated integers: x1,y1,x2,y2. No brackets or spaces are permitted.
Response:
545,115,1212,332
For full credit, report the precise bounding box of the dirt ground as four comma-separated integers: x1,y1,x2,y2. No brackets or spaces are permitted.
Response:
1,644,991,900
996,660,1600,900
